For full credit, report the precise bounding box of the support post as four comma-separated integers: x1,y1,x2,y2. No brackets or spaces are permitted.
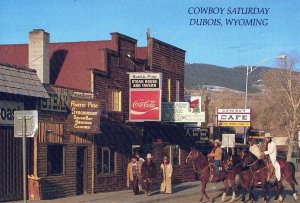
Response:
244,67,249,144
22,116,27,203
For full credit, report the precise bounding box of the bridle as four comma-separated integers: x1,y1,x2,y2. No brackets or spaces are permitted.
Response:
246,158,260,167
186,150,199,163
241,151,259,167
222,156,233,171
186,150,209,174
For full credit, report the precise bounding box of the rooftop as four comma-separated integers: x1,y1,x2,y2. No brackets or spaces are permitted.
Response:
0,63,49,98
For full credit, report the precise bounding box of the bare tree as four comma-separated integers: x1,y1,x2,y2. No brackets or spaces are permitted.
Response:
262,54,300,161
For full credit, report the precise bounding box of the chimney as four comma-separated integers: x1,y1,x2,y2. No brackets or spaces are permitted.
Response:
29,29,50,84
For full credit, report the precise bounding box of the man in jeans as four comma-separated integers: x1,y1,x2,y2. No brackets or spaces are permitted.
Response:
208,139,222,182
127,156,141,195
141,153,156,196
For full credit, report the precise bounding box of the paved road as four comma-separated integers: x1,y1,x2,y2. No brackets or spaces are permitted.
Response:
12,178,300,203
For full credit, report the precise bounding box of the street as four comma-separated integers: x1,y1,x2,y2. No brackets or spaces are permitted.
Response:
12,177,300,203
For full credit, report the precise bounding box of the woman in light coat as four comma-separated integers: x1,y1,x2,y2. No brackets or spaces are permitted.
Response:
160,156,173,194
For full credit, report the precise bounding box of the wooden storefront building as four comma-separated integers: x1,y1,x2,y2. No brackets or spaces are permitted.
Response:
0,29,196,200
0,63,49,202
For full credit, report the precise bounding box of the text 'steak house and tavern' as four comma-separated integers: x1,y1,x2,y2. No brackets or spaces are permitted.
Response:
0,29,196,201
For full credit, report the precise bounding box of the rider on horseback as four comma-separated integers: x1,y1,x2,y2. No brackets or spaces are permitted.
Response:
208,139,222,182
261,133,281,181
248,138,262,159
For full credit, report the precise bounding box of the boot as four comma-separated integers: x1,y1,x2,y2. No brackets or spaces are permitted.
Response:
211,174,219,182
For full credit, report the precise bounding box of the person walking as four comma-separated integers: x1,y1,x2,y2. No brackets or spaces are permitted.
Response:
136,152,145,194
208,139,222,182
160,156,173,194
262,133,281,181
127,156,142,195
141,153,156,196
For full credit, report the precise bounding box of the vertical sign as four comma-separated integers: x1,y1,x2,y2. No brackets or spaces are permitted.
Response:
129,72,162,122
190,96,201,112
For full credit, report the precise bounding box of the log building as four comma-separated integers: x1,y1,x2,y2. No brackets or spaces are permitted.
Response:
0,29,197,201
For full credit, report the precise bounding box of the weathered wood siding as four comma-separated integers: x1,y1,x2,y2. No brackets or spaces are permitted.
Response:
0,94,36,202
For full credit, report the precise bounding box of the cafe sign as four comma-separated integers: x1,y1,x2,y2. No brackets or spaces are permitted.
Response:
217,109,251,127
67,99,100,133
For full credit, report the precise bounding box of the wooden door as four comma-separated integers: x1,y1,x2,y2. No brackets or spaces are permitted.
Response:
76,146,88,195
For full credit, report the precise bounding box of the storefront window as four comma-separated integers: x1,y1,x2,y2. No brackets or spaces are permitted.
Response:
47,145,65,176
103,149,109,173
97,147,116,174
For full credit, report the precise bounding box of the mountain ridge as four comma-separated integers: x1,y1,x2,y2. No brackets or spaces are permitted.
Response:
184,63,268,92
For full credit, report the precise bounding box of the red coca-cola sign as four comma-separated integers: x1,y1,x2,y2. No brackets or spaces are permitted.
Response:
130,90,161,121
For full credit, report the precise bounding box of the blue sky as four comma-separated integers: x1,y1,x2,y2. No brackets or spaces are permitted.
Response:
0,0,299,67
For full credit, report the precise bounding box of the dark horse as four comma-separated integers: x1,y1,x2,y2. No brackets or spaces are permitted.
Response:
186,148,238,202
231,152,257,203
241,151,298,202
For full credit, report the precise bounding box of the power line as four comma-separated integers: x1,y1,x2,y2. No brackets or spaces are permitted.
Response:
25,43,64,67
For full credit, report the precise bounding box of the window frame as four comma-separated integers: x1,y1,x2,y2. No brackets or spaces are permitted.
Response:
169,145,181,166
97,147,117,175
175,80,180,102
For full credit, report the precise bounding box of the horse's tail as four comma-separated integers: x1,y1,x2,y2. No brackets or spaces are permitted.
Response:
287,162,298,185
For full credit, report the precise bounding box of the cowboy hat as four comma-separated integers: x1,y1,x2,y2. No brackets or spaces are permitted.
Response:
213,139,220,144
248,138,257,144
264,133,273,138
146,153,152,159
131,155,137,159
163,156,168,160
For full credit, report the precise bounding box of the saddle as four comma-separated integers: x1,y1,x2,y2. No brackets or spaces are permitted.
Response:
278,160,286,170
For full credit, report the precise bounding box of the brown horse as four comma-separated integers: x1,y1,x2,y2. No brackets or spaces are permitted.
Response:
241,151,298,202
186,148,237,202
231,153,255,202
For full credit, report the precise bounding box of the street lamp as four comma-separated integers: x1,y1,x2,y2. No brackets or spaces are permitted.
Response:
243,55,287,144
